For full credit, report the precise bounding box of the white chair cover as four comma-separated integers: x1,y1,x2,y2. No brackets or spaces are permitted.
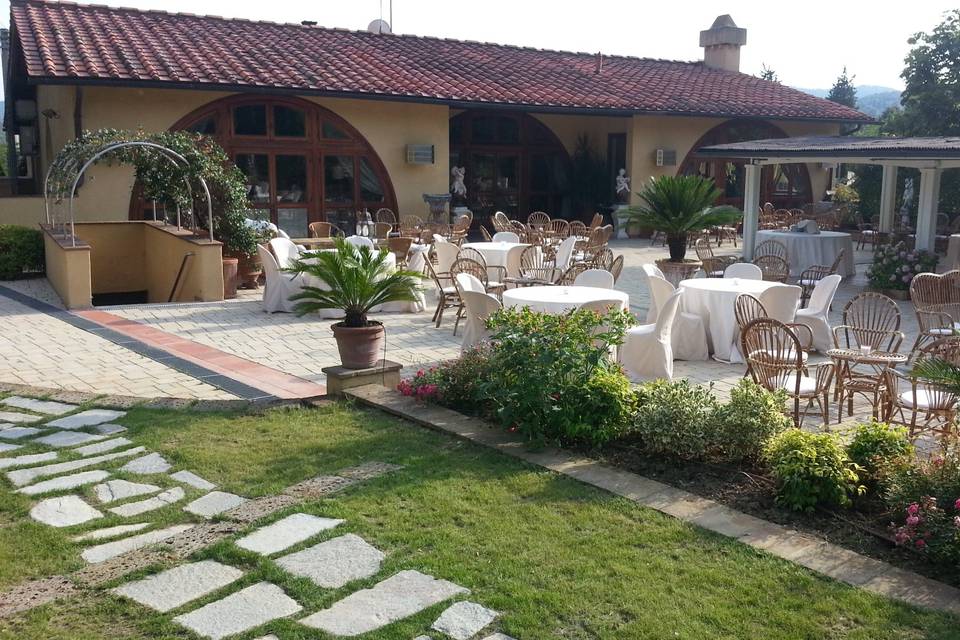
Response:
504,244,527,280
258,244,303,313
795,274,841,353
345,235,375,250
574,269,615,289
455,272,487,294
434,241,460,276
460,290,502,352
432,233,447,245
492,231,520,243
268,237,302,269
640,263,666,322
724,263,763,280
758,284,802,324
619,289,681,380
647,275,710,361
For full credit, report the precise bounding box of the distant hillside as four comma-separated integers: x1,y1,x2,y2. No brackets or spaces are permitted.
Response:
793,85,901,118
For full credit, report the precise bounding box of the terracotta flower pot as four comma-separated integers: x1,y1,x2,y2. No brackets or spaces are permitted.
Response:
222,258,239,299
234,252,262,290
332,322,385,369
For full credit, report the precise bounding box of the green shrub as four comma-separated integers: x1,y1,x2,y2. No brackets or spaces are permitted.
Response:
764,429,864,512
846,421,913,491
713,379,791,463
484,305,635,447
0,225,44,280
886,451,960,563
399,346,495,414
631,379,720,460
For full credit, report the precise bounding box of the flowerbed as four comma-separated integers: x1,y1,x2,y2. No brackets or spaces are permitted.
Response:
867,241,938,291
399,306,960,581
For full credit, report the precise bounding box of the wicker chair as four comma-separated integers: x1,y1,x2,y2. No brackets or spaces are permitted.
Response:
755,238,788,261
742,318,834,427
425,259,460,328
884,336,960,442
479,225,493,241
373,222,393,240
909,270,960,357
588,213,604,229
546,218,570,240
592,247,615,270
308,221,343,238
556,262,591,285
527,211,551,230
798,250,845,305
400,215,423,237
735,293,812,378
457,249,507,294
492,211,512,232
569,220,588,238
856,215,880,250
753,254,790,283
375,208,397,230
505,245,559,287
609,255,624,283
450,215,471,246
451,257,503,333
695,237,737,278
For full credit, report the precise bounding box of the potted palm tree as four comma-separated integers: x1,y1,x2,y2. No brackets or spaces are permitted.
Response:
628,175,742,262
286,239,424,369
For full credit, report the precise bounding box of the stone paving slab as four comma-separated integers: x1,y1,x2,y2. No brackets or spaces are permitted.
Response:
75,437,134,456
300,570,469,636
112,560,244,613
93,479,161,503
170,470,216,491
33,431,108,448
1,396,78,415
92,423,127,436
7,446,145,486
184,491,246,518
47,409,126,430
0,411,43,424
18,469,111,496
173,582,302,640
30,495,103,527
481,634,517,640
0,426,41,440
72,522,152,542
0,451,56,470
235,512,344,556
81,524,194,564
120,452,171,475
276,533,385,589
109,487,185,517
432,601,499,640
0,442,21,453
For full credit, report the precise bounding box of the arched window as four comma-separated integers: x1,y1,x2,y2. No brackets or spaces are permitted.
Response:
132,95,396,237
449,111,571,227
679,120,812,210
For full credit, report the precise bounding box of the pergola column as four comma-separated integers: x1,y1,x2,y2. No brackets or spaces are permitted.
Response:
914,167,942,251
741,163,761,261
878,165,898,233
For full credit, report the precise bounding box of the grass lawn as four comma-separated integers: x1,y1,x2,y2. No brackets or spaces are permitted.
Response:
0,400,957,639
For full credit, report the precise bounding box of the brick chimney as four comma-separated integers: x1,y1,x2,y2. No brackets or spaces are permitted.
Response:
700,15,746,72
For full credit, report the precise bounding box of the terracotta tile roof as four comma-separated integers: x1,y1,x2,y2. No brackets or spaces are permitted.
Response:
9,0,872,123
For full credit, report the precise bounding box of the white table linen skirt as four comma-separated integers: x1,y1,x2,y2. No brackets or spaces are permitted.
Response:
502,286,629,314
756,230,855,277
462,241,528,279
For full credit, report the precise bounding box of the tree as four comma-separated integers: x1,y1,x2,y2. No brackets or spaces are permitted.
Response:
827,67,858,109
759,64,779,83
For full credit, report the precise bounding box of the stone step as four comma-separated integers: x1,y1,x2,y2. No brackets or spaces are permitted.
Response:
72,522,151,542
0,411,43,424
431,601,499,640
0,452,57,470
81,524,194,564
33,431,108,448
30,495,103,527
1,396,78,415
169,470,216,491
119,453,171,475
0,443,22,453
75,437,133,456
234,512,343,556
300,570,469,636
0,427,42,441
7,446,145,486
93,480,161,504
111,560,244,613
47,409,126,430
108,487,185,517
276,533,384,589
92,424,127,436
172,582,302,640
17,470,111,496
184,491,246,518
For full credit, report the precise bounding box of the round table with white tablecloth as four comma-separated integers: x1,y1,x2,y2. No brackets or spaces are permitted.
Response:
678,277,779,363
462,241,528,279
756,230,855,277
502,286,629,314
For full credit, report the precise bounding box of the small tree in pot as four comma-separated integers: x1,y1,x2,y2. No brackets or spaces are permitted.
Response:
628,175,742,261
286,238,424,369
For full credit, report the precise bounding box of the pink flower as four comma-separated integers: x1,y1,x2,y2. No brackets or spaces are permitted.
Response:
954,498,960,511
906,515,920,526
915,539,926,549
954,516,960,528
907,503,920,516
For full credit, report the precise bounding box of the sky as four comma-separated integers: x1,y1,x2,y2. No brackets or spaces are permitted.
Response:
1,0,956,94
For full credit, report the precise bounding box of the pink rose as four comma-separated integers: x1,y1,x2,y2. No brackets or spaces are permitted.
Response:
906,515,920,526
907,503,920,515
954,498,960,510
915,539,926,549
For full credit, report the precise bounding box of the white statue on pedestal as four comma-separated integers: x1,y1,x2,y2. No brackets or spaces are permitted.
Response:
451,166,467,198
615,168,631,204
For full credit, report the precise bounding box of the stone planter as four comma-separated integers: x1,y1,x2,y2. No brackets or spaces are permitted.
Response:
233,252,262,290
872,288,910,301
332,321,385,369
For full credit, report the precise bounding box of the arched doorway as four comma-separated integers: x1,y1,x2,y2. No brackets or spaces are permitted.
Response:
449,110,571,228
131,95,396,237
678,119,812,210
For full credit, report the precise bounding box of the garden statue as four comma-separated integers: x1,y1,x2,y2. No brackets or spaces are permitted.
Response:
615,168,631,204
900,177,914,230
451,166,467,198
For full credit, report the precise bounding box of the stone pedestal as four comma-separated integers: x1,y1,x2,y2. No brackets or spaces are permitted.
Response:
422,194,452,224
613,205,630,240
322,360,403,396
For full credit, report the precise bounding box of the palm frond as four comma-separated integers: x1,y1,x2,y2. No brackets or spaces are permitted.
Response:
911,358,960,394
626,175,742,237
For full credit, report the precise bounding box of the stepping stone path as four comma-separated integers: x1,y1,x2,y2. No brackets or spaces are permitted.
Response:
1,396,78,415
7,446,145,486
0,411,42,424
184,491,246,518
0,427,41,440
169,470,216,491
300,570,469,636
109,487,185,517
277,533,385,589
18,470,111,496
82,524,194,564
112,560,244,613
235,512,343,555
33,431,107,448
30,495,103,527
47,409,126,430
480,635,517,640
172,582,302,640
120,453,171,475
0,451,57,470
75,437,133,456
0,443,21,453
92,424,126,436
93,479,161,503
72,523,151,542
432,601,499,640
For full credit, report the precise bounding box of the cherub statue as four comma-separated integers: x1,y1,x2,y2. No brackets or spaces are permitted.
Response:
451,166,467,198
615,168,630,203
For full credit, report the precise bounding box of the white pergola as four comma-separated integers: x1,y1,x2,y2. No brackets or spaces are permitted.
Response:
697,136,960,260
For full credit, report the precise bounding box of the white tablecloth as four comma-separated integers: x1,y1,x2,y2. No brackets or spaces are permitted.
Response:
756,230,855,277
462,241,528,279
502,286,629,314
301,251,426,318
679,278,778,363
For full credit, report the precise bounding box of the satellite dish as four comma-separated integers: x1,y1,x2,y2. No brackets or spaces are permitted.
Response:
367,19,391,34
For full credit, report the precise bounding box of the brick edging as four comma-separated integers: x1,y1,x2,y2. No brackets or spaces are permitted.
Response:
345,384,960,617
